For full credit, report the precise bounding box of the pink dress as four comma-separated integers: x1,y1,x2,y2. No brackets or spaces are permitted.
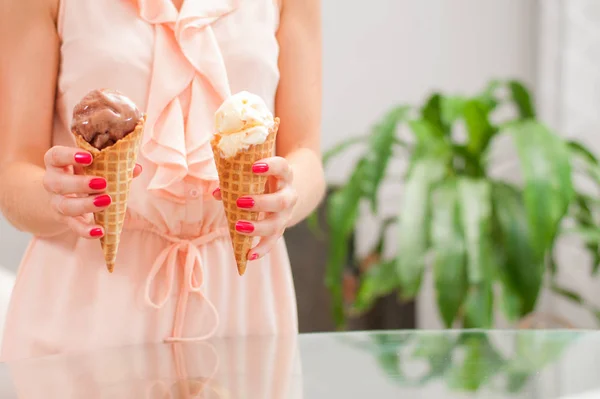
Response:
1,0,298,362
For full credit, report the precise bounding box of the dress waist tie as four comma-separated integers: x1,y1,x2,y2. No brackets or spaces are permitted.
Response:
142,227,229,342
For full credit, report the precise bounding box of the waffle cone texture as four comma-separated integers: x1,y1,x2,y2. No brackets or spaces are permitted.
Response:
211,118,280,276
73,115,145,272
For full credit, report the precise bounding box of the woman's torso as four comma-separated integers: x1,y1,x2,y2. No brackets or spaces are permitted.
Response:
53,0,282,235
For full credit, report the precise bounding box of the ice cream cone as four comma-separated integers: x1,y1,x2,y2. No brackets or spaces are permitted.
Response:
211,117,279,275
73,115,146,272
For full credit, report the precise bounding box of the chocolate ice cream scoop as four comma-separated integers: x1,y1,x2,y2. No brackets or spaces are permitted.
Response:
71,89,142,150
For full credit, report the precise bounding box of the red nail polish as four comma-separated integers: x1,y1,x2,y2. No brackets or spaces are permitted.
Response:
212,187,221,196
93,195,112,207
248,253,259,261
235,221,254,233
252,163,269,173
89,178,107,190
74,152,92,165
135,164,143,173
236,197,255,209
90,228,103,237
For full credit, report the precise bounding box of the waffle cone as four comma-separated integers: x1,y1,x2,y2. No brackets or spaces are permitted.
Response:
211,118,280,276
73,115,146,272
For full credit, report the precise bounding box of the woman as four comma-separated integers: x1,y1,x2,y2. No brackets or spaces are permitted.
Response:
0,0,324,361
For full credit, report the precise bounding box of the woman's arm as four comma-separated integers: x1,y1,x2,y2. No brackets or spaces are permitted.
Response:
0,0,66,236
275,0,325,227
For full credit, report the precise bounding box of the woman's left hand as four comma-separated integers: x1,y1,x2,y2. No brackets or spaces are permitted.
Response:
212,156,297,261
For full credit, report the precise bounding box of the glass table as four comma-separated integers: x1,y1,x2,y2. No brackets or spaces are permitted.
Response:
0,329,598,398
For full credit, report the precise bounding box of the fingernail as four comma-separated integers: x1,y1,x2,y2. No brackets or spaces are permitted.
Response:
93,195,112,207
212,187,221,196
252,163,269,173
248,253,259,261
235,221,254,233
135,164,143,173
89,178,107,190
236,197,255,209
74,152,92,165
90,228,103,237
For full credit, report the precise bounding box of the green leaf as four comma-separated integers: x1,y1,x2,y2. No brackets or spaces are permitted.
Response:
493,183,543,316
457,178,493,284
430,180,468,327
477,79,502,111
499,277,522,323
407,119,452,165
421,93,448,134
371,332,412,349
376,351,403,380
412,335,456,382
412,334,455,359
547,252,558,276
374,216,398,255
463,283,494,328
446,335,503,391
450,144,485,177
506,371,532,393
353,260,398,312
568,141,600,190
512,332,575,372
509,121,574,261
570,194,600,274
369,334,408,383
441,96,467,126
322,136,368,166
421,94,467,135
551,283,584,305
396,159,447,299
489,228,522,322
508,80,536,119
567,140,599,166
325,160,366,327
463,99,497,156
362,106,409,213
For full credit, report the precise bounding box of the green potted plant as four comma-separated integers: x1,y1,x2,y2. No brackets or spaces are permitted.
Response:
313,80,600,329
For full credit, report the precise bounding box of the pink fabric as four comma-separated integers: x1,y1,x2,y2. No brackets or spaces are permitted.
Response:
1,0,297,362
7,337,303,398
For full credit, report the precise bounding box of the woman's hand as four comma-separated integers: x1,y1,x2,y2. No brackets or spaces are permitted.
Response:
42,146,142,239
212,156,298,261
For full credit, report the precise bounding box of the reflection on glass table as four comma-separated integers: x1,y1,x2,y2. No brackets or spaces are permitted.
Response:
0,330,599,398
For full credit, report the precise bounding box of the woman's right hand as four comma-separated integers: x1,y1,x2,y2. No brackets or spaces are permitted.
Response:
42,146,142,239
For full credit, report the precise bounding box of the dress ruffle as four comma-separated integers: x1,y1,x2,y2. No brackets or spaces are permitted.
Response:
128,0,237,202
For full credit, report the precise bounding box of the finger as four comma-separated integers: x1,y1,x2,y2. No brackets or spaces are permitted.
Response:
66,216,104,239
236,187,297,212
50,194,112,217
45,146,93,169
133,164,142,178
43,172,107,195
212,187,222,201
247,234,282,262
234,214,285,237
252,157,292,182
